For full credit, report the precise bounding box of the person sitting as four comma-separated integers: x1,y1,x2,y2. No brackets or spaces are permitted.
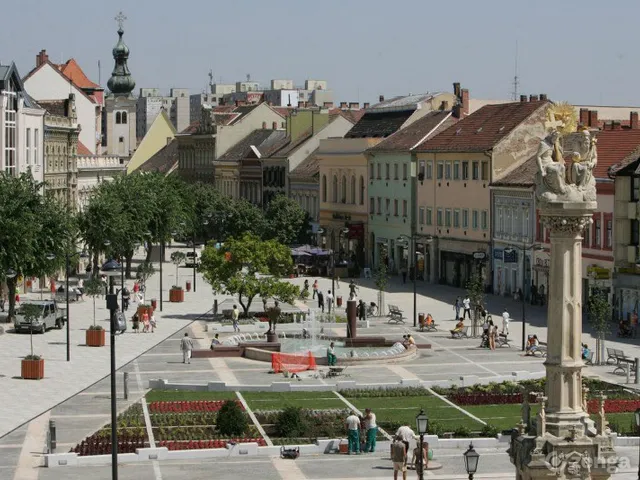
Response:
581,343,590,360
327,342,337,366
367,302,378,317
420,313,434,331
525,335,539,356
210,334,221,349
406,334,416,348
450,318,464,337
618,320,633,337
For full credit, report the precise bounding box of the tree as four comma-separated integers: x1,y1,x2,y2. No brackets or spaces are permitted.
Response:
263,195,308,245
200,233,299,317
227,199,266,239
374,263,389,316
0,173,71,320
170,251,186,288
135,261,155,303
588,289,612,365
84,277,104,327
21,303,42,358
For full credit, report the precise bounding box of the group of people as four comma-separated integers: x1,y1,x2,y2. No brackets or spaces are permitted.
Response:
344,408,378,455
132,308,157,333
391,423,429,479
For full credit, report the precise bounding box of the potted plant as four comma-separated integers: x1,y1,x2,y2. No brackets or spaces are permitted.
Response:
21,303,44,379
169,285,184,303
137,303,154,318
86,324,106,347
169,252,186,302
84,276,106,347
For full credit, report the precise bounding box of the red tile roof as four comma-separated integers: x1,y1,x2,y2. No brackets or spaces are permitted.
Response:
367,111,457,152
594,129,640,178
57,59,101,90
415,100,548,152
77,141,91,155
329,108,366,124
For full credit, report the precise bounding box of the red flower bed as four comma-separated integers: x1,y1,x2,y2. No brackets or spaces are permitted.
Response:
449,392,539,406
587,399,640,414
149,400,244,414
71,431,147,456
158,438,266,450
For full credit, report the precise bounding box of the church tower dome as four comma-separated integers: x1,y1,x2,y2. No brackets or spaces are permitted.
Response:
107,12,135,96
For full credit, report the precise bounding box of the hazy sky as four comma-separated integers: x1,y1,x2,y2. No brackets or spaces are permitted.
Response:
3,0,639,106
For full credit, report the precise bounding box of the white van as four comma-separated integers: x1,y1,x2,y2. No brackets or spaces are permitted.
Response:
14,300,65,333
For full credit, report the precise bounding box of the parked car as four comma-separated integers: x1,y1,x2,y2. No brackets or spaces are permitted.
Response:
185,251,200,268
54,285,82,303
14,300,66,333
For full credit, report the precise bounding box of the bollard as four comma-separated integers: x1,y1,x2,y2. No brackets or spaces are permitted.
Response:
49,420,56,453
123,371,129,400
636,358,639,384
213,299,218,315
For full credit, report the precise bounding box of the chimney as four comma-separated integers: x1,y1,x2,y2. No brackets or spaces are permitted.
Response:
588,110,598,128
520,95,528,102
36,49,48,67
579,108,589,126
441,101,450,111
363,102,370,109
453,104,462,119
453,82,461,98
529,95,539,101
539,94,548,101
632,112,639,130
349,102,359,109
613,120,622,131
339,101,347,109
379,95,385,103
323,101,333,108
461,88,469,115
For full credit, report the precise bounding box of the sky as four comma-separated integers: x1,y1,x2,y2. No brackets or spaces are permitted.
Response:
3,0,639,106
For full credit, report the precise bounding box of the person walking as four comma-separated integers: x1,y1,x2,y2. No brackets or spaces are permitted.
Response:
232,304,240,332
395,423,415,456
462,296,471,320
501,308,510,335
489,320,497,351
357,299,366,321
454,297,461,320
364,408,377,453
121,285,130,311
345,412,361,454
312,279,318,299
326,290,334,314
349,280,358,297
76,278,85,301
317,290,325,313
391,435,408,480
180,332,194,364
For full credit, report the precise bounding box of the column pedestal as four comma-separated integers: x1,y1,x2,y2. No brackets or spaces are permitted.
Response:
509,201,617,479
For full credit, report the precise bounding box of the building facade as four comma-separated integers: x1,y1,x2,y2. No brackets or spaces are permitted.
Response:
77,153,127,210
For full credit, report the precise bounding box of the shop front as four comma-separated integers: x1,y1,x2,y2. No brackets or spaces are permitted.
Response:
492,245,532,300
614,266,640,322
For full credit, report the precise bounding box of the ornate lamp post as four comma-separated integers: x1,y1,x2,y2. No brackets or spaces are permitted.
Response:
463,442,479,480
415,408,429,480
398,234,433,327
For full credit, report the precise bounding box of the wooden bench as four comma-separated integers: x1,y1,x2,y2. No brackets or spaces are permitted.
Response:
532,342,548,357
451,326,469,339
387,305,406,324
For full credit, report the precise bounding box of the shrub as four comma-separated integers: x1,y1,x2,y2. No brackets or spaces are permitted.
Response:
480,424,500,438
216,400,248,436
88,324,104,331
453,425,471,438
275,407,309,438
427,421,444,436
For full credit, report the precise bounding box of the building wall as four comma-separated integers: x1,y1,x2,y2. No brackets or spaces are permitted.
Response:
289,178,319,222
136,96,163,138
216,104,284,158
44,111,79,209
19,107,45,183
286,110,329,142
24,64,98,154
264,89,299,108
190,93,218,123
214,161,239,197
105,96,136,157
76,154,126,210
177,134,216,184
170,88,190,133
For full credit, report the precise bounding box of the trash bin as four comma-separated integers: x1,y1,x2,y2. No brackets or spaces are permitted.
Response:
186,281,192,292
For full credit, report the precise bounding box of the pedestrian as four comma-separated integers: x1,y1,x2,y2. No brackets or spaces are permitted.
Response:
312,279,318,299
489,320,497,351
395,423,415,456
349,280,358,297
121,285,130,311
133,281,140,302
501,308,510,335
232,304,240,332
180,332,194,364
76,278,85,301
391,435,408,480
454,297,461,319
317,290,325,313
142,310,150,333
150,312,157,332
358,299,366,321
262,297,268,312
401,265,407,284
326,290,334,313
345,412,361,454
462,296,471,320
364,408,377,453
14,285,20,304
100,274,107,298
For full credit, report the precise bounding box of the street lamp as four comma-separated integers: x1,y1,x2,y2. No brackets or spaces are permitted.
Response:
398,234,433,327
463,442,480,480
101,258,122,480
182,214,212,294
503,243,543,351
415,409,429,480
317,226,349,306
635,408,640,479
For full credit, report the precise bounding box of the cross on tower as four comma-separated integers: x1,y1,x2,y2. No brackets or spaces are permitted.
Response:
115,11,127,30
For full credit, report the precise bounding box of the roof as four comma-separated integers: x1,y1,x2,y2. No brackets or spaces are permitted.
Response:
231,105,259,124
415,100,548,152
56,59,101,90
138,140,179,174
77,141,91,155
38,100,66,116
213,113,240,126
491,156,538,187
23,60,99,105
128,110,177,174
369,93,441,112
367,111,456,152
329,108,365,124
593,130,640,178
289,149,319,179
181,121,200,134
345,109,415,138
218,130,287,161
269,129,313,158
0,62,38,108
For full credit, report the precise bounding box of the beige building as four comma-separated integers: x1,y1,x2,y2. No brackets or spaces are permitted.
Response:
414,98,549,287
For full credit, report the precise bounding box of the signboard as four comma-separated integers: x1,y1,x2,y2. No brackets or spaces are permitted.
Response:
503,249,518,263
332,213,352,221
473,252,486,260
493,249,503,260
587,266,611,280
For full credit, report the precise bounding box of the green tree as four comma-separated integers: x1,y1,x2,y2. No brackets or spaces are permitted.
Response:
20,303,43,358
0,173,71,320
263,195,308,245
84,277,105,327
227,199,266,238
170,251,186,288
135,261,155,303
216,400,247,436
200,233,299,317
588,290,612,365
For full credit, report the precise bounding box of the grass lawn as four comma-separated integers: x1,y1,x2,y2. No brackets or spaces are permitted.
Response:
606,412,635,434
243,391,345,410
145,390,238,402
463,404,540,431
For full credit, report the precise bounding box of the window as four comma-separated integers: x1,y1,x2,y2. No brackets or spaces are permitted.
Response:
369,163,374,180
453,209,460,228
272,121,277,129
481,161,489,181
386,198,391,215
359,176,365,205
445,209,452,227
437,161,444,179
115,112,122,124
377,197,382,214
583,224,591,248
437,208,443,226
419,207,425,225
514,208,521,237
262,121,267,129
594,217,601,247
631,220,640,246
341,175,347,202
394,199,399,216
402,200,407,217
606,218,613,248
426,161,433,179
472,161,479,180
426,208,433,225
350,176,356,204
444,161,452,180
370,197,375,214
119,136,124,143
385,163,390,180
122,112,128,124
394,163,399,180
472,210,479,229
523,210,529,238
25,128,31,165
453,161,460,180
505,208,512,235
481,210,488,230
462,161,469,180
419,160,426,180
497,207,504,234
377,163,381,179
3,81,16,175
632,177,640,201
332,175,338,203
463,209,469,228
402,163,408,180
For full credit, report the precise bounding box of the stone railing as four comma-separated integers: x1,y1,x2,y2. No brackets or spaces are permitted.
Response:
76,154,127,170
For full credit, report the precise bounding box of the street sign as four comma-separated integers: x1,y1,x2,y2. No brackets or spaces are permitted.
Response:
473,252,486,260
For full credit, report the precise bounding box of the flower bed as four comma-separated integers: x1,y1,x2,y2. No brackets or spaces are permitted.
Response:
158,438,266,450
148,400,243,414
449,392,539,406
150,413,218,427
587,399,640,414
71,429,147,456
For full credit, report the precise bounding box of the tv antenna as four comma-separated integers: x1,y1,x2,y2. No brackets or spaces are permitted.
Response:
511,41,520,101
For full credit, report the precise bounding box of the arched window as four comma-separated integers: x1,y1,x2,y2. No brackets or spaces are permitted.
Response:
122,112,128,124
359,176,365,205
332,175,338,203
350,176,356,204
322,175,327,202
115,112,122,124
341,175,347,203
272,121,277,129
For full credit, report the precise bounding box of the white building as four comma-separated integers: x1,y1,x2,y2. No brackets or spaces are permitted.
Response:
77,153,127,210
137,88,189,138
0,62,45,182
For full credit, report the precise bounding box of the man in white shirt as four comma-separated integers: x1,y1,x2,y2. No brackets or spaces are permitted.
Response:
462,296,471,319
364,408,377,453
395,424,415,454
345,413,361,454
326,290,334,313
502,308,510,335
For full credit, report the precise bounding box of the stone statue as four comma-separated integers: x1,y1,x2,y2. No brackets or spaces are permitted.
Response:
536,129,568,201
570,128,598,189
537,395,547,436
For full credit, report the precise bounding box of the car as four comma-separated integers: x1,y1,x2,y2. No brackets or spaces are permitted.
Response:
185,251,200,268
54,286,82,303
14,300,66,334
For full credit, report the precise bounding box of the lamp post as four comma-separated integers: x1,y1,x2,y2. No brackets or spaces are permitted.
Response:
101,258,122,480
415,408,429,480
503,243,542,351
317,226,349,302
635,408,640,480
182,215,211,294
463,442,480,480
398,234,433,327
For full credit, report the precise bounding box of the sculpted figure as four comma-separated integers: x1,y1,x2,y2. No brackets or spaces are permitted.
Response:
571,128,597,188
536,129,568,199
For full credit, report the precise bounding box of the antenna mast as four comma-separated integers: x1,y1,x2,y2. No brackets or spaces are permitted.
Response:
511,41,520,101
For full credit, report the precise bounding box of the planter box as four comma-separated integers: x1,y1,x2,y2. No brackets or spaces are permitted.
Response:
137,305,154,318
86,328,106,347
169,288,184,303
21,358,44,380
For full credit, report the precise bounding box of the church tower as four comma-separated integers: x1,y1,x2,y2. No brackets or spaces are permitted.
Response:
104,12,137,157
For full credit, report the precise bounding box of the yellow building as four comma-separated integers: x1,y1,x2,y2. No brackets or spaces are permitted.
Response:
126,109,176,173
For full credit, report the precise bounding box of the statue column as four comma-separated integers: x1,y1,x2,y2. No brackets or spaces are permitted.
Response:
540,202,595,437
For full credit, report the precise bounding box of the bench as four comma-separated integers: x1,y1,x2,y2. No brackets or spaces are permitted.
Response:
387,305,406,324
419,322,437,332
451,326,469,339
607,348,627,365
532,342,548,357
613,357,637,376
496,334,511,348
